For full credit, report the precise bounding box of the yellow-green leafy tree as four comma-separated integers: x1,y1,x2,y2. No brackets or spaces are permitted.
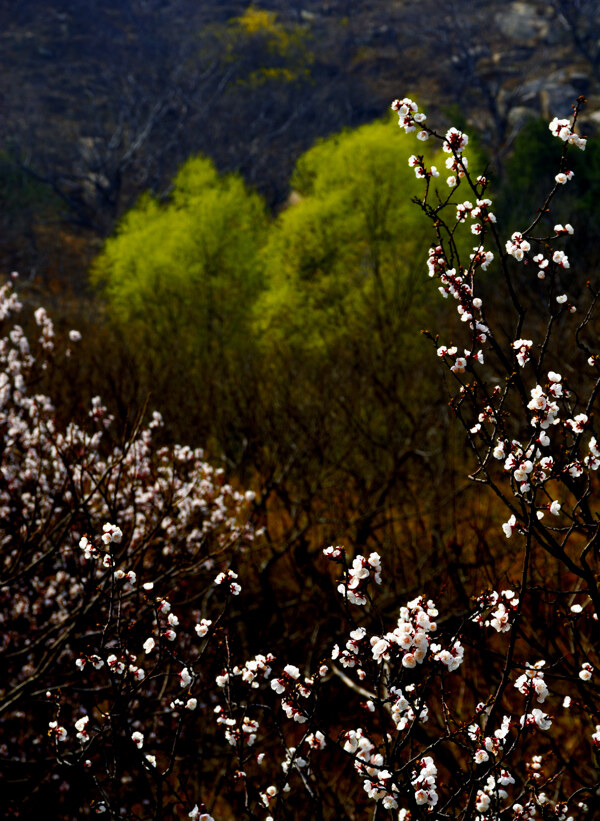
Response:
92,155,268,442
252,120,461,553
257,119,442,352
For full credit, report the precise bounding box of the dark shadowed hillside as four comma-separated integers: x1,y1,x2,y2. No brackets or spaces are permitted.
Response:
1,0,600,283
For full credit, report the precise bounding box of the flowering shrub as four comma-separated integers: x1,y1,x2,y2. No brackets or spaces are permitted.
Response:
4,95,600,820
0,281,255,817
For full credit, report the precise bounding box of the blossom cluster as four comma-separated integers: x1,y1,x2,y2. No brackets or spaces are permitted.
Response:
549,117,587,150
324,546,382,605
343,728,402,810
391,96,428,140
473,589,520,632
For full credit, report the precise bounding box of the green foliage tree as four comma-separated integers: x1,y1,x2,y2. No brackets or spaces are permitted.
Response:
257,119,435,351
92,155,267,440
249,120,461,552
